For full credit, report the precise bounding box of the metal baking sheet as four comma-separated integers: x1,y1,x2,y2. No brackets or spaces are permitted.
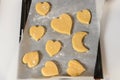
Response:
18,0,100,79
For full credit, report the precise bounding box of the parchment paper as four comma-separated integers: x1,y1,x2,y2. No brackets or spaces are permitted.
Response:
18,0,100,79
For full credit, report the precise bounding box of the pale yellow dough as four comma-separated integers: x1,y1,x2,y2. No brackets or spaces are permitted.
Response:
72,32,88,53
67,60,86,76
76,9,91,24
41,61,59,77
51,14,73,35
35,2,51,16
46,40,62,57
22,51,40,68
29,26,45,41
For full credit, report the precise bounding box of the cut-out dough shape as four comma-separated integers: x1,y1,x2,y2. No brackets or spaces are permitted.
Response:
29,26,45,41
67,60,86,76
51,14,73,35
41,61,59,77
76,9,91,24
72,32,88,53
46,40,62,57
22,51,40,68
35,2,51,16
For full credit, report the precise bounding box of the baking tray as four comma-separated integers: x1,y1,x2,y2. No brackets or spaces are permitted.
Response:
19,0,103,79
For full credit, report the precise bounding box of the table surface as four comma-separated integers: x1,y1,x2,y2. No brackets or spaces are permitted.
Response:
0,0,120,80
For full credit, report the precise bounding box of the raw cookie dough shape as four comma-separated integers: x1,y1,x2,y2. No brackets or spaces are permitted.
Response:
51,14,73,35
46,40,62,57
35,2,51,16
72,32,89,53
22,51,40,68
76,9,91,24
41,61,59,77
67,60,86,76
29,26,45,41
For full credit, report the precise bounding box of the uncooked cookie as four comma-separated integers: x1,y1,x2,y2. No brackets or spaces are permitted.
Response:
35,2,51,16
72,32,89,53
41,61,59,77
29,26,45,41
51,13,73,35
46,40,62,57
67,60,86,76
76,9,91,24
22,51,40,68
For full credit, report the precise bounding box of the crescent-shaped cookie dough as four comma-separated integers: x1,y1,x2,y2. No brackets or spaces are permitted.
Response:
72,32,89,53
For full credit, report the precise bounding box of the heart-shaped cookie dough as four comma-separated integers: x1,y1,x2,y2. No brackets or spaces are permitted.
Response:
51,14,73,35
35,2,51,16
67,60,86,76
72,32,88,53
29,26,45,41
76,9,91,24
46,40,62,57
22,51,40,68
41,61,59,77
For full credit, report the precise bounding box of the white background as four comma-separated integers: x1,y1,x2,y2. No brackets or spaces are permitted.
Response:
0,0,120,80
